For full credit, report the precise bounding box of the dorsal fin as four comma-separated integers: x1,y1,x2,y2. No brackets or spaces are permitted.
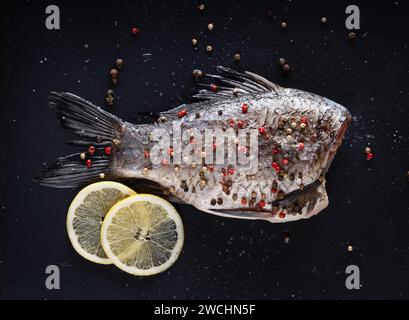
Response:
193,66,282,101
158,66,282,121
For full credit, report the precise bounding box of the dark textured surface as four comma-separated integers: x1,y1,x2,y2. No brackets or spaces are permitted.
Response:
1,0,409,299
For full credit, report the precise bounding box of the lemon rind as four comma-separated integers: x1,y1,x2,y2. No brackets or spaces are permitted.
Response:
66,181,136,265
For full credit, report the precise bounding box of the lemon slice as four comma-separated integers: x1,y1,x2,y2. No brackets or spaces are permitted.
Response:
101,194,184,276
67,181,136,264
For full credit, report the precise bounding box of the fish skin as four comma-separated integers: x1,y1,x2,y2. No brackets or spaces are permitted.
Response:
111,77,351,223
36,67,351,223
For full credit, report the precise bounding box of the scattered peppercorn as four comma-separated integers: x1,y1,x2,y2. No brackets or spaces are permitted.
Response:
88,145,96,155
192,38,198,46
365,146,371,154
366,152,374,161
348,31,356,40
207,23,214,31
110,68,119,85
281,21,287,29
206,45,213,52
80,152,86,160
279,58,286,66
284,234,290,244
200,180,206,188
198,4,205,11
110,69,118,78
321,16,327,24
347,245,353,252
104,146,112,156
282,63,290,74
116,59,124,69
105,95,114,106
178,109,187,118
272,162,281,172
233,53,241,62
192,69,203,79
131,27,140,35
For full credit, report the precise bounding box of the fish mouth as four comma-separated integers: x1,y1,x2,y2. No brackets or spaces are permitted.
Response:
209,179,327,221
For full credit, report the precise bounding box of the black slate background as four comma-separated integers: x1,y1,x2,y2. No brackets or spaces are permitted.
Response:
1,0,409,299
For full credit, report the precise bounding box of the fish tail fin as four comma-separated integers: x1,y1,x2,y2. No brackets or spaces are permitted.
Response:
33,92,124,188
33,154,112,188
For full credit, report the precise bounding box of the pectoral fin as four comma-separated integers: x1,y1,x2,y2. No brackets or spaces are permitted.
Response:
207,180,328,223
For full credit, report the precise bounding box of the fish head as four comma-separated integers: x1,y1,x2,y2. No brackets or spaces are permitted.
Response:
193,89,351,223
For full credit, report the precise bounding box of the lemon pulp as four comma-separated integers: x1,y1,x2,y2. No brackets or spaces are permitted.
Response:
101,194,184,275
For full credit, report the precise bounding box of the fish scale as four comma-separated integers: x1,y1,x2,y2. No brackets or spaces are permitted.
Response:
35,66,351,223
